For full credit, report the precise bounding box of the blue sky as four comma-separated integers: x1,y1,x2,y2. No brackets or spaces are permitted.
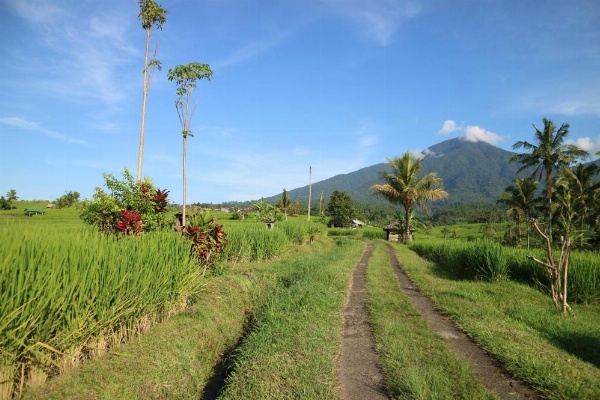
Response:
1,0,599,204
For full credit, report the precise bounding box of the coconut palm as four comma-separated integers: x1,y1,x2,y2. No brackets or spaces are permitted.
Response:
556,163,600,248
498,177,539,249
370,152,448,242
510,118,588,240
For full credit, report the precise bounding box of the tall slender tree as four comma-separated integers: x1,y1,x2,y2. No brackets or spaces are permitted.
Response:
498,177,538,249
136,0,167,182
167,63,213,226
370,152,448,242
510,118,588,241
276,189,291,221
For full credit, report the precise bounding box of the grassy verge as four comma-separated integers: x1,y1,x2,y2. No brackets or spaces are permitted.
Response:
21,236,360,399
366,241,496,399
217,238,364,399
392,242,600,400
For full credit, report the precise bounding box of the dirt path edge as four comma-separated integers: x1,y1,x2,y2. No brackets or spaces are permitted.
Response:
386,244,542,400
338,243,388,400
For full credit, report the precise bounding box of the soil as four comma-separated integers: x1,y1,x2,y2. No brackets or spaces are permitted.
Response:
339,243,388,400
338,244,542,400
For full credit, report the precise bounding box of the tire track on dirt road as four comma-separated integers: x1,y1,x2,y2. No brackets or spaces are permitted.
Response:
386,245,541,399
339,243,389,400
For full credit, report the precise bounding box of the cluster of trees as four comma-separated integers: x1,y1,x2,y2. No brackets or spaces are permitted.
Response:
0,189,18,210
498,118,600,312
55,191,80,209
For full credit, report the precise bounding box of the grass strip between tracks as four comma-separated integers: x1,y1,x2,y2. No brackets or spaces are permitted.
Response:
367,241,496,399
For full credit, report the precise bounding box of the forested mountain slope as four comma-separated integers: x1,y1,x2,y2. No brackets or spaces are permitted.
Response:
264,138,528,207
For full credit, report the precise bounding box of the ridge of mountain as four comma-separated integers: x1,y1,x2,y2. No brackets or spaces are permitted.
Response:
263,138,524,207
261,138,599,208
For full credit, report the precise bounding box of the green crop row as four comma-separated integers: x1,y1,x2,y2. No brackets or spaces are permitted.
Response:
0,225,203,398
410,240,600,304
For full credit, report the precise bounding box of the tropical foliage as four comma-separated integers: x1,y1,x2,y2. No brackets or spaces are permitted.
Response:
80,169,171,234
508,118,594,312
370,152,448,242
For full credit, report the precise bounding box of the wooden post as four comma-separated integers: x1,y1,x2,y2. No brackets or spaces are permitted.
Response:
307,166,312,221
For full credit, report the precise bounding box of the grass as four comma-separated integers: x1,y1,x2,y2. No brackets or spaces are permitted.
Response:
391,242,600,400
366,241,496,399
218,238,363,399
20,236,363,399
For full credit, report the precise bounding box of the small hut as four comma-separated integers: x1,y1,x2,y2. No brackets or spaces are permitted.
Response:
383,222,401,242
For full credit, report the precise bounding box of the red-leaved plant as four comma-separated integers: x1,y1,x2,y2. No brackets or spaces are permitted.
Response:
181,211,228,274
116,209,143,235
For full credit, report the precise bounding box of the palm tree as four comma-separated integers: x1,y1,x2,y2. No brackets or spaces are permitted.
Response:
498,177,538,249
556,163,600,248
167,63,213,226
370,152,448,242
136,0,167,182
510,118,589,241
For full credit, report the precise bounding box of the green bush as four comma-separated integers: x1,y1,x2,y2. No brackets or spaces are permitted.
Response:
80,169,171,234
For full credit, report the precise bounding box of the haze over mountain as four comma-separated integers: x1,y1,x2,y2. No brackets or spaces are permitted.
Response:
263,138,529,208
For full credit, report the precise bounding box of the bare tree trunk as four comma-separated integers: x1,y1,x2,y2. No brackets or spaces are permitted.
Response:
404,206,412,243
182,136,187,227
137,28,151,182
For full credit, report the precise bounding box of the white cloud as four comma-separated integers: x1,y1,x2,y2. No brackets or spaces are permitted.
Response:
0,116,85,144
410,149,426,159
566,136,600,155
462,125,503,145
438,119,461,135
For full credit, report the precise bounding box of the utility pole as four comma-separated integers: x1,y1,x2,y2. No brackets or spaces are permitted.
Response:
307,166,312,221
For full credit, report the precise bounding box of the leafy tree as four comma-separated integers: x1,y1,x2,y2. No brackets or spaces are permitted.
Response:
326,190,356,228
510,118,588,241
80,169,170,234
137,0,167,182
55,191,80,208
0,196,11,210
5,189,18,209
370,152,448,242
167,63,213,226
498,177,538,248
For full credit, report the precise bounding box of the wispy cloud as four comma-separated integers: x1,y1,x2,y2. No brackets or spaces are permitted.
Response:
6,0,138,108
0,116,85,144
322,0,422,45
213,34,291,68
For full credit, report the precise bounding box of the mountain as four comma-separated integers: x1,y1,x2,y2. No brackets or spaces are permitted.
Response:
264,138,527,207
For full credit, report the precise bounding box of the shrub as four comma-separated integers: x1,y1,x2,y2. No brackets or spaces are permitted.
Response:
182,211,228,272
80,169,170,234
